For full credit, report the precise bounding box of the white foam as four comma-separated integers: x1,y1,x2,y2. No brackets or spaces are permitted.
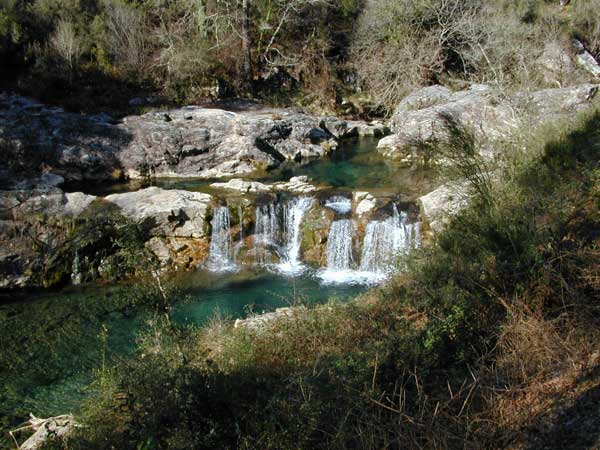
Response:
317,269,388,285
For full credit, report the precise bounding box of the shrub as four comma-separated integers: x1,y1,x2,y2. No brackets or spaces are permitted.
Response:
571,0,600,58
49,19,83,75
351,0,569,108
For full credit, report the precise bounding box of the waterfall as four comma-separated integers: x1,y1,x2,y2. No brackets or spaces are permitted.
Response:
317,219,356,283
207,206,236,272
326,219,355,270
359,206,420,274
324,196,352,214
319,204,421,284
277,197,314,274
254,203,281,265
234,205,245,263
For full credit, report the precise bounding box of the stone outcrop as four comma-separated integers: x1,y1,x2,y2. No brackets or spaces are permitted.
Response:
572,39,600,78
105,187,212,238
418,181,471,233
105,187,214,269
379,84,599,163
1,92,377,184
211,175,319,195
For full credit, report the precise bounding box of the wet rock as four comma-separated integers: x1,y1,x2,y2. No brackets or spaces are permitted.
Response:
105,187,212,238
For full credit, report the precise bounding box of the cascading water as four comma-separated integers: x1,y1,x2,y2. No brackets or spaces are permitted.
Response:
318,219,357,283
254,204,281,265
359,207,416,274
320,205,421,284
324,196,352,214
277,197,314,275
207,206,236,272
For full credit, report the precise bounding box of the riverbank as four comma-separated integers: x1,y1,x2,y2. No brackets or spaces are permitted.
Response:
24,104,600,450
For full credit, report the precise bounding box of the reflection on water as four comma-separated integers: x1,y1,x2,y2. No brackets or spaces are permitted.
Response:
69,138,439,197
0,269,366,424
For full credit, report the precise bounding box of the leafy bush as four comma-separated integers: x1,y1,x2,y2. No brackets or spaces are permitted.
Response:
351,0,570,108
52,105,600,450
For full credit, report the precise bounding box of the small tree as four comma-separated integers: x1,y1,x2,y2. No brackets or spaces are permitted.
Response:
49,19,83,80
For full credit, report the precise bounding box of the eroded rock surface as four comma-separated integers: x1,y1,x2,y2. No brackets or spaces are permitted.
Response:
1,93,376,184
105,187,212,238
379,84,599,163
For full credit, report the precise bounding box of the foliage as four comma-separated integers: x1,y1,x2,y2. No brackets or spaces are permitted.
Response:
41,107,600,449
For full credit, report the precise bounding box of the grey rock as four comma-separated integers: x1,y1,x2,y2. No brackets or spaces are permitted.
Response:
105,187,212,238
1,93,367,182
418,181,471,233
211,179,273,193
0,190,97,218
379,84,600,162
394,85,453,113
538,41,576,85
234,307,303,330
572,39,600,78
273,176,318,194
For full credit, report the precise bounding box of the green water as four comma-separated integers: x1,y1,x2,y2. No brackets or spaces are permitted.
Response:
0,137,424,437
74,138,438,197
0,269,365,432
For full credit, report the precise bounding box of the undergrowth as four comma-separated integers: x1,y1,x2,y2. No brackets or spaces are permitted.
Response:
33,109,600,449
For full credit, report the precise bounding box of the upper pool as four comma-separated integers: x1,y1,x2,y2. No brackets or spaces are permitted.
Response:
72,138,438,198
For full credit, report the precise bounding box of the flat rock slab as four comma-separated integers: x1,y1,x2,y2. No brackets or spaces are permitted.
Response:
105,187,212,238
0,93,377,184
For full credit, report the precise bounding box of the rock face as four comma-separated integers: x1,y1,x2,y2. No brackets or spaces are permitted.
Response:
118,107,340,179
105,187,212,238
379,84,599,163
572,39,600,78
1,92,375,184
0,94,125,183
211,175,318,194
418,181,470,233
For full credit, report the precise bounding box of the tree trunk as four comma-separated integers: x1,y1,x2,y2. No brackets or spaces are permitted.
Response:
241,0,252,87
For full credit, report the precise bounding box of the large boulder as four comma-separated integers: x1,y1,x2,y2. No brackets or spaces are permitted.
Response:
105,187,212,238
418,181,470,233
379,84,599,163
1,93,370,183
0,93,126,183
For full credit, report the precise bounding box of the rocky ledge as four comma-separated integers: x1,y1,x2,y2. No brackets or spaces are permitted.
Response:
0,93,386,184
378,83,599,163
